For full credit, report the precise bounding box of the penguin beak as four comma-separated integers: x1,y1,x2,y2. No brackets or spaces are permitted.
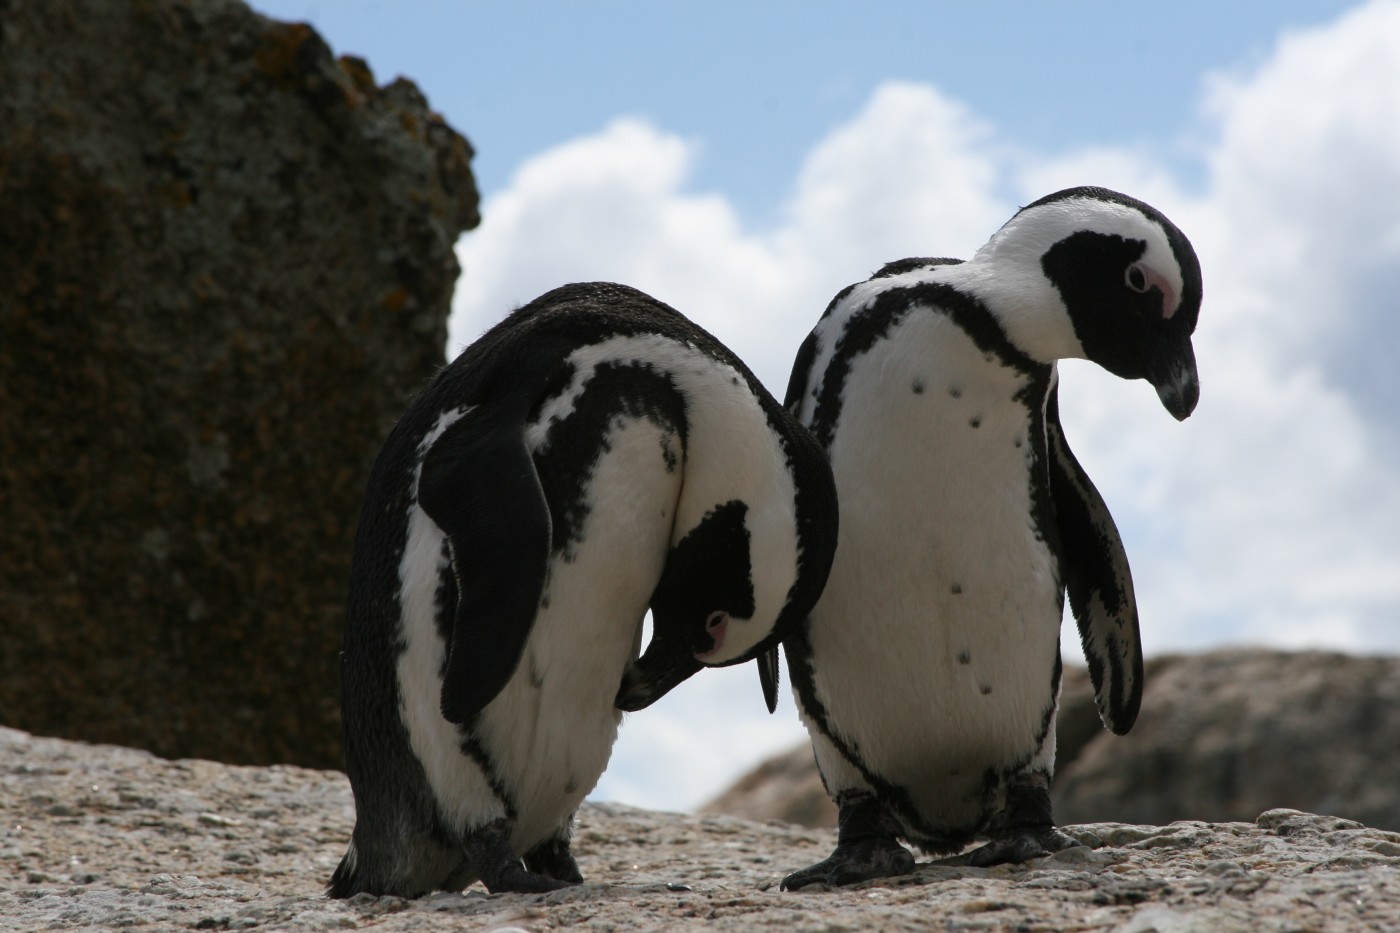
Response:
615,642,702,712
1146,335,1199,421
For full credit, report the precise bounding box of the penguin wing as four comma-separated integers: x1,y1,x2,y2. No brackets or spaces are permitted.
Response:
757,644,781,714
1046,384,1143,734
746,329,822,715
783,329,819,416
750,326,823,711
417,402,552,724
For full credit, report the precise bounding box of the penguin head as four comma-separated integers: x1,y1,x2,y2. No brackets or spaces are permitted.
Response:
973,186,1203,419
615,411,838,712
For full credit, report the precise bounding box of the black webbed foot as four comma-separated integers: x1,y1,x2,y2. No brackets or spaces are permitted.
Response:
781,793,915,891
781,837,915,889
523,832,584,884
940,769,1082,868
941,825,1082,867
466,820,579,894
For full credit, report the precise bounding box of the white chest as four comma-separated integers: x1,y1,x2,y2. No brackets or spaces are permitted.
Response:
803,312,1063,817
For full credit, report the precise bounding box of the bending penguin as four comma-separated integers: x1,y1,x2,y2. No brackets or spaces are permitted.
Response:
329,282,837,898
775,187,1203,889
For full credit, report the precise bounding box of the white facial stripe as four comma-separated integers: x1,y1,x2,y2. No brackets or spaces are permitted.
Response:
666,358,800,663
996,196,1183,301
1142,265,1180,318
951,196,1185,360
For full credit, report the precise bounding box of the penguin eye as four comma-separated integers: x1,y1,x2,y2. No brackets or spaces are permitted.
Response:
705,611,728,632
1125,263,1149,293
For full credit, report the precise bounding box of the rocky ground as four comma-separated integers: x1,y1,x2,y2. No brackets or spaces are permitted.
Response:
3,726,1398,932
704,650,1400,837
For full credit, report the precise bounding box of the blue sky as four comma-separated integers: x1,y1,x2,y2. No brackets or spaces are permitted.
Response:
251,1,1400,812
253,1,1352,217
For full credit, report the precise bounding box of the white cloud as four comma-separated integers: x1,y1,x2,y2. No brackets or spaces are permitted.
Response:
778,81,1007,273
452,83,1015,394
449,117,805,391
593,659,811,812
451,0,1400,811
1203,0,1400,419
1054,0,1400,658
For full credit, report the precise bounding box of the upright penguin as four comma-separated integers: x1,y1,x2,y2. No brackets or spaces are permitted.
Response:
776,187,1202,889
330,282,837,898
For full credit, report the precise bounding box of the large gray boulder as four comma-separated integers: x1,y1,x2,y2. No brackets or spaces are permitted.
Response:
0,0,479,768
1054,648,1400,830
704,649,1400,833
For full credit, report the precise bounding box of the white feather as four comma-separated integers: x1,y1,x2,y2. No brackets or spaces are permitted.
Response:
800,303,1062,827
397,331,805,854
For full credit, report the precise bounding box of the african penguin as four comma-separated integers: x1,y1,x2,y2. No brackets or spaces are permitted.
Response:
329,282,837,898
774,186,1202,889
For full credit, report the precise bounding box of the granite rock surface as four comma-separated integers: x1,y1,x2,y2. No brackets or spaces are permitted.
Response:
0,0,478,768
3,726,1398,932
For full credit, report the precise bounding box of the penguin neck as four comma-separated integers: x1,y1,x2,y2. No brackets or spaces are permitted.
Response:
932,252,1086,365
541,330,800,647
669,359,800,654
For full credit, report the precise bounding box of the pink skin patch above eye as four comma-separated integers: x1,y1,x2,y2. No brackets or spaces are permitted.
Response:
694,612,729,662
1143,266,1180,319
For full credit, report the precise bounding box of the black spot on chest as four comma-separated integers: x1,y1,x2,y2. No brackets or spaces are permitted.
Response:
808,279,1045,452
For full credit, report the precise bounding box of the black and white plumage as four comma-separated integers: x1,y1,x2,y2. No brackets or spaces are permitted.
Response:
776,187,1202,889
328,282,837,898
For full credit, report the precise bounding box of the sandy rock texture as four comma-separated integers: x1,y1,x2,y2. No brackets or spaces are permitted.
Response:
707,649,1400,835
0,0,478,769
3,727,1398,932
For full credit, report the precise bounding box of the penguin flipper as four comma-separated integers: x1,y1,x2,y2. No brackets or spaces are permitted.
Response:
758,646,781,714
418,403,551,724
783,329,819,416
1046,384,1143,735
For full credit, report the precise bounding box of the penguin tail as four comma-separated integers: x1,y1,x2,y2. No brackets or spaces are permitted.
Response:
326,830,470,899
326,842,364,899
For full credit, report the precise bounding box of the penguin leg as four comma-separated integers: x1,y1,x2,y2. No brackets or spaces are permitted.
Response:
781,792,914,890
522,820,584,884
464,820,577,893
328,818,470,898
943,770,1082,867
